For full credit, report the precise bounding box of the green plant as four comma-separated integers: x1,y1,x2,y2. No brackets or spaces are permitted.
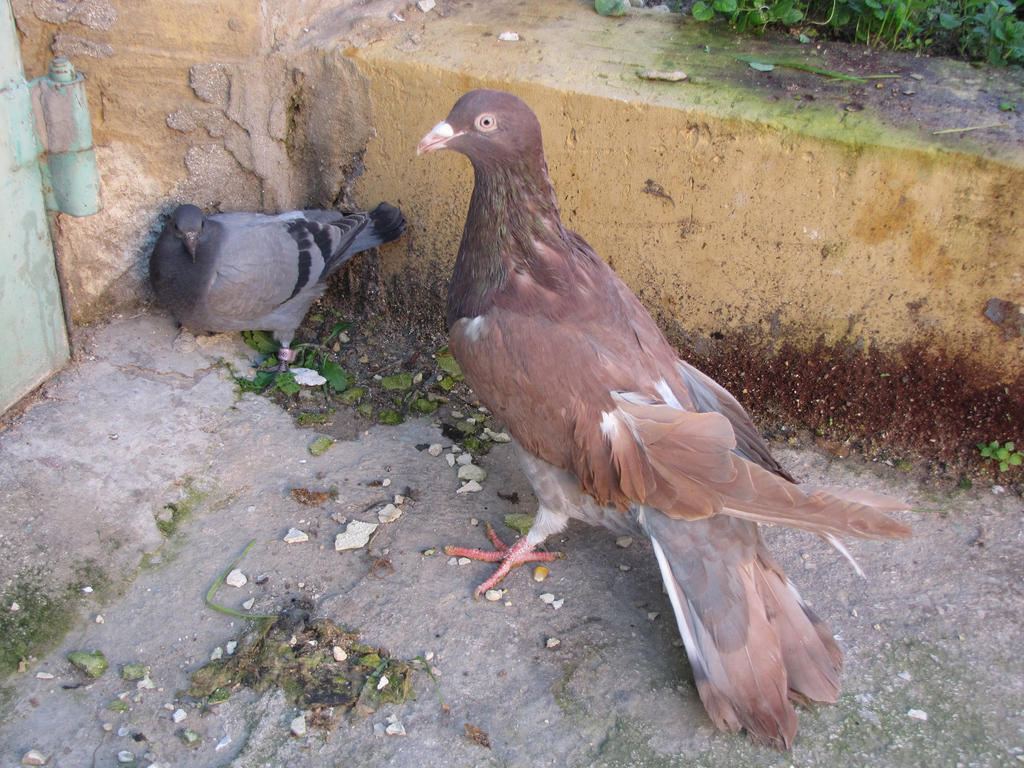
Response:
977,440,1023,471
953,0,1024,65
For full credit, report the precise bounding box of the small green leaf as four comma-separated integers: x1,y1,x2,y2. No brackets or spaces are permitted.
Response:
274,373,300,396
435,352,463,377
1009,453,1023,466
692,1,715,21
241,330,279,356
309,436,334,456
68,650,108,679
320,361,350,391
748,61,776,72
503,513,535,536
378,409,404,425
998,101,1017,111
713,0,737,12
595,0,630,16
939,11,961,29
381,373,414,392
413,398,438,414
337,386,366,405
437,376,456,392
356,403,374,419
798,33,811,43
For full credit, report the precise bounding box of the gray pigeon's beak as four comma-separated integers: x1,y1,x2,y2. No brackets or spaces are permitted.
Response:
184,232,198,260
417,120,460,155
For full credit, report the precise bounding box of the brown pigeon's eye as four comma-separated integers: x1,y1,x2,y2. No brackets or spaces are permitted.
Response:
475,113,497,132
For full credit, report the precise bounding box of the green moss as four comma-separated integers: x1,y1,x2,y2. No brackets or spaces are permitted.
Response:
0,569,79,675
155,478,209,538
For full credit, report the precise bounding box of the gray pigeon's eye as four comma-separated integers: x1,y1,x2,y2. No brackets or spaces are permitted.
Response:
475,113,497,132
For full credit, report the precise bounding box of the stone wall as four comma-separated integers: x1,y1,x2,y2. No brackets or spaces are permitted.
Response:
11,0,404,327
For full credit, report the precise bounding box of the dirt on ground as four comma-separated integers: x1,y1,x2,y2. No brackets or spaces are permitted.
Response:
0,310,1021,768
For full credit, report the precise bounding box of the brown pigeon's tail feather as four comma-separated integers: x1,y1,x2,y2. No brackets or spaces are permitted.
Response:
644,512,843,749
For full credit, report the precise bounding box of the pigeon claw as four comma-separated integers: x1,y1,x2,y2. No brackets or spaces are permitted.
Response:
276,346,297,372
445,523,565,598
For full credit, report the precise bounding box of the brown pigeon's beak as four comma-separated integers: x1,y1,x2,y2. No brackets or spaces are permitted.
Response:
417,120,461,155
184,232,198,260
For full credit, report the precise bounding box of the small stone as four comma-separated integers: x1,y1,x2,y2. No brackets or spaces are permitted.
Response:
417,0,435,11
907,708,928,721
283,528,308,544
137,675,157,691
377,674,390,690
335,520,379,551
181,729,201,746
95,614,104,624
21,749,48,766
484,589,503,602
897,671,912,681
225,569,247,588
10,602,20,611
470,517,479,526
242,598,255,610
102,722,113,732
483,427,511,443
445,453,456,467
210,647,223,661
457,557,472,566
290,713,307,737
545,637,560,649
447,557,458,565
333,646,347,662
428,443,443,456
35,672,54,680
456,480,483,494
539,593,555,604
121,663,148,680
116,750,134,763
173,708,187,723
225,640,237,655
378,504,403,524
81,586,93,594
291,367,327,386
551,598,564,610
68,650,108,679
458,464,487,483
216,735,232,751
647,611,660,621
456,453,474,466
382,478,392,487
373,722,387,737
533,566,549,582
385,718,406,736
393,494,406,505
498,30,519,41
615,536,633,548
619,564,632,571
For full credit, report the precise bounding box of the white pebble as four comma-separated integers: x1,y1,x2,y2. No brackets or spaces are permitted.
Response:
447,557,458,566
215,735,232,751
225,569,247,588
484,589,503,602
226,640,237,655
378,504,403,524
417,0,435,11
551,598,564,610
333,646,347,662
172,708,187,723
445,453,456,468
94,615,104,624
382,478,391,487
136,675,155,690
283,528,308,544
9,602,20,611
456,480,483,494
424,651,434,661
335,520,379,551
457,464,487,483
545,637,560,648
393,494,406,505
539,593,555,604
470,517,479,526
498,30,520,41
290,714,307,737
242,598,255,610
210,647,223,661
116,751,134,764
35,672,54,680
907,708,928,721
647,611,660,621
377,675,390,690
385,718,406,736
290,367,327,386
456,453,474,466
619,564,632,571
21,749,48,766
81,586,93,593
428,443,443,456
483,427,511,443
616,536,633,548
457,557,472,566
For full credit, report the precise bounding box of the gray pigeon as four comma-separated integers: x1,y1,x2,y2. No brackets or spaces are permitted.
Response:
150,202,406,369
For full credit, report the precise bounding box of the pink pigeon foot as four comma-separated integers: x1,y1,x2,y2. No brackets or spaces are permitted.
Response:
445,523,565,597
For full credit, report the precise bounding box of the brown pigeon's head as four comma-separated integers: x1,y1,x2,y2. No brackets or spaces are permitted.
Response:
171,204,205,260
417,89,543,169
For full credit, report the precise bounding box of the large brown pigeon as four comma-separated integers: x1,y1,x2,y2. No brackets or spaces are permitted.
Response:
150,203,406,370
418,89,911,749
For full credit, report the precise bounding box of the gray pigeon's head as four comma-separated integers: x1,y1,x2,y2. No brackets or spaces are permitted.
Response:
171,204,205,260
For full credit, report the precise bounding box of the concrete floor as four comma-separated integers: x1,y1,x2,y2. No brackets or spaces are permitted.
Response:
0,311,1022,767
